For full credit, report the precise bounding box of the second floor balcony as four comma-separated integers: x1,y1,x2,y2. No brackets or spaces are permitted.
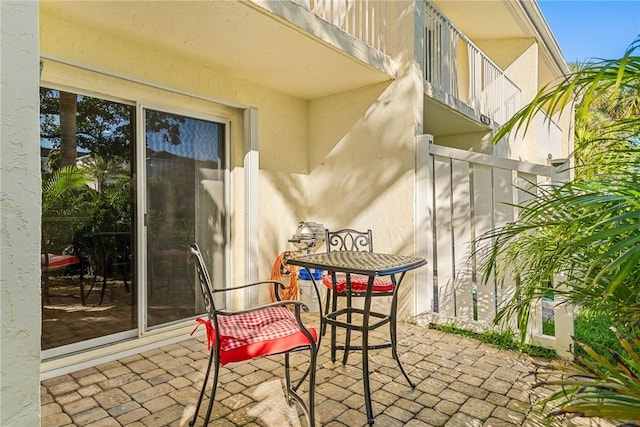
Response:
424,1,522,128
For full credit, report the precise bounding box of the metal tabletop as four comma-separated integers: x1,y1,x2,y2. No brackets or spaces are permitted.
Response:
286,250,427,276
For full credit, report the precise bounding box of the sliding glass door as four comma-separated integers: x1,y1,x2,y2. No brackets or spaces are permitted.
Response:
40,87,228,355
144,109,227,329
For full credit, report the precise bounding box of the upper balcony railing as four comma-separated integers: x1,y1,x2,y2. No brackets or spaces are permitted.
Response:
295,0,387,54
425,1,521,125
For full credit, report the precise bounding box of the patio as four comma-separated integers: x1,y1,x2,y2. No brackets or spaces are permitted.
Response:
41,314,595,427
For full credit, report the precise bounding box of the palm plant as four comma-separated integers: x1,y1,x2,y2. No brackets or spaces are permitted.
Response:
42,164,92,217
534,333,640,423
477,37,640,423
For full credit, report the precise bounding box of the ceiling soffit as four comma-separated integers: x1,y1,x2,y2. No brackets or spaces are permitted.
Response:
40,0,395,100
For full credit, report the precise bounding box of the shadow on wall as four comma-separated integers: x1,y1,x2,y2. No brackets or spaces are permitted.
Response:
266,76,417,244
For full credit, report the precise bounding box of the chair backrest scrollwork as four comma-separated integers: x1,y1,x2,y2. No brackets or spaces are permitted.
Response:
325,228,374,253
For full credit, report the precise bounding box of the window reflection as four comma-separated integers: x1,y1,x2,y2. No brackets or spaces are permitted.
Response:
40,88,136,351
145,109,226,328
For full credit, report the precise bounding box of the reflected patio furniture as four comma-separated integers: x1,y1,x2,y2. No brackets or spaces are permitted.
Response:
149,246,190,300
286,250,427,425
85,231,132,305
41,218,92,305
188,244,318,426
41,238,85,305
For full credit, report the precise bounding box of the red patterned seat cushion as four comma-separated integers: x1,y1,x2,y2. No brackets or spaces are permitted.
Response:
41,253,80,271
193,305,318,365
322,272,394,293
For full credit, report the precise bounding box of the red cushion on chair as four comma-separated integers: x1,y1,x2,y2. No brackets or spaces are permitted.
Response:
322,272,394,293
196,306,318,366
41,253,81,271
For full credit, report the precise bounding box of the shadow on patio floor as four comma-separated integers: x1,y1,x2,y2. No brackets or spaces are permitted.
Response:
40,315,616,427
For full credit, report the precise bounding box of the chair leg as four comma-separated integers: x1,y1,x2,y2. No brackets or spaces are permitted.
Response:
389,298,414,388
308,342,317,427
43,273,51,305
79,277,85,306
289,343,318,427
122,264,130,292
342,292,352,365
190,346,219,426
284,353,291,404
321,288,331,336
330,289,338,363
202,353,220,425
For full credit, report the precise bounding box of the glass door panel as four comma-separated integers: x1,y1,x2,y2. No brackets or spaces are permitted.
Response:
145,109,226,328
40,88,136,352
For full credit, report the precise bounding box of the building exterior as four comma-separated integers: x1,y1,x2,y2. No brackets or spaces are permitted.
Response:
0,1,572,424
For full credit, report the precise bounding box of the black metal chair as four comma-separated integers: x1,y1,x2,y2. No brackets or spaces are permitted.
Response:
322,228,396,364
41,226,88,305
84,231,132,305
188,244,318,426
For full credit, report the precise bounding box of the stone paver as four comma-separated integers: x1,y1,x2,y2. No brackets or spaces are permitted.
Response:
41,319,616,426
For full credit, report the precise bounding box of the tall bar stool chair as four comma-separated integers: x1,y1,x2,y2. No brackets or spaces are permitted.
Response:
322,229,396,365
188,244,318,426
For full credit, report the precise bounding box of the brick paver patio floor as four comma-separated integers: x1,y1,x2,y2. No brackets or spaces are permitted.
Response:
41,317,609,427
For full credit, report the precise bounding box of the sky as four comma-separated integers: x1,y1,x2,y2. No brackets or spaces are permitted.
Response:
537,0,640,63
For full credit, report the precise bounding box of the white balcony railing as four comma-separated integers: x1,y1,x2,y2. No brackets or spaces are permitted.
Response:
295,0,387,53
425,1,521,125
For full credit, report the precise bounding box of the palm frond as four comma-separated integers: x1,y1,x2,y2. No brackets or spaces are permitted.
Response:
534,334,640,423
42,165,91,215
493,37,640,144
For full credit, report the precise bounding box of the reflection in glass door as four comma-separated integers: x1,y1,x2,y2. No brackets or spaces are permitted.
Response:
145,109,226,328
40,88,136,353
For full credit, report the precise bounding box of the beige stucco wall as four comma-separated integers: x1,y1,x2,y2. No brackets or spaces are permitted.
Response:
1,1,42,425
40,11,312,287
477,38,542,162
478,37,573,164
307,0,423,319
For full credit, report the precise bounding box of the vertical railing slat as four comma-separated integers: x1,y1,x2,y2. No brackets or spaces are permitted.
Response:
451,159,473,322
472,164,496,325
434,155,455,318
493,168,517,332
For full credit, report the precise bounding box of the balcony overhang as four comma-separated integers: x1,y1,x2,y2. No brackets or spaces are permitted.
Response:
40,0,396,100
424,84,490,138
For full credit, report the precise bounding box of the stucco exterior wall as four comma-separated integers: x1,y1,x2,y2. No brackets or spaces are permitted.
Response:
437,131,493,154
477,38,573,164
307,0,423,319
1,1,42,425
40,12,310,286
500,43,542,163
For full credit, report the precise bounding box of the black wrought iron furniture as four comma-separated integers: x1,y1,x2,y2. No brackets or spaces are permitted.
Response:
41,236,85,305
321,229,394,354
41,218,91,305
286,250,427,425
188,244,319,426
85,231,132,305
